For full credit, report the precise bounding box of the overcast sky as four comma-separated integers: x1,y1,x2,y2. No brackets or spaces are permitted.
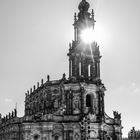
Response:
0,0,140,137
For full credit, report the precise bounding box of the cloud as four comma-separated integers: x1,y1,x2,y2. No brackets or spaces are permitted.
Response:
131,82,136,87
109,82,140,96
5,98,13,103
130,82,140,95
133,88,140,94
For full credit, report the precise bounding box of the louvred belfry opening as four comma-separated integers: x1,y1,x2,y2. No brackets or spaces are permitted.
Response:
68,0,101,82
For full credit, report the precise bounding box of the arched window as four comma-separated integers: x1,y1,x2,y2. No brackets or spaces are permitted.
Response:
107,137,110,140
86,94,92,107
54,135,59,140
34,134,40,140
106,136,112,140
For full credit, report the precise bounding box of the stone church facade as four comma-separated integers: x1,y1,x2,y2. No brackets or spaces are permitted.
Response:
0,0,122,140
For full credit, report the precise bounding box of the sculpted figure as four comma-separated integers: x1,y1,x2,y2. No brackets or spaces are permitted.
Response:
14,108,17,117
73,96,80,110
113,111,121,120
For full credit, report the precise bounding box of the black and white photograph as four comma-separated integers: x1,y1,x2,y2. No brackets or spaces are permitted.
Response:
0,0,140,139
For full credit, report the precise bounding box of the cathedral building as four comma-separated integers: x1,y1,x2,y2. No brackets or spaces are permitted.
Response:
0,0,122,140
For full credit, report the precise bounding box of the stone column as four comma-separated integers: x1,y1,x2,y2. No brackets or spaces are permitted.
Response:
81,57,84,76
69,59,72,78
97,59,100,78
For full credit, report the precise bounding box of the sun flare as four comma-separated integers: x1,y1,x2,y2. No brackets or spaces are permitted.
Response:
80,28,95,44
80,24,109,47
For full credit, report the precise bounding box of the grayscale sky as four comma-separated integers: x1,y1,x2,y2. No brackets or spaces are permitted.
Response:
0,0,140,137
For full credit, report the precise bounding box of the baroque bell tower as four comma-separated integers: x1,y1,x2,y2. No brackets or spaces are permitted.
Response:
68,0,101,81
67,0,122,140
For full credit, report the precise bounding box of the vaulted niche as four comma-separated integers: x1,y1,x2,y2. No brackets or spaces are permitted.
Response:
86,94,92,107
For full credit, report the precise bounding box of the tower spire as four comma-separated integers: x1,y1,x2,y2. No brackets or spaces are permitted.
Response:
78,0,90,19
78,0,90,12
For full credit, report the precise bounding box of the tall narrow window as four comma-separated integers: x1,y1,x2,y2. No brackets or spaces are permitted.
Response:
86,94,92,107
88,64,91,77
79,62,81,76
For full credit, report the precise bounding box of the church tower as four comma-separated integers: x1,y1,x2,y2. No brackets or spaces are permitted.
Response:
68,0,101,81
67,0,105,122
67,0,123,140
